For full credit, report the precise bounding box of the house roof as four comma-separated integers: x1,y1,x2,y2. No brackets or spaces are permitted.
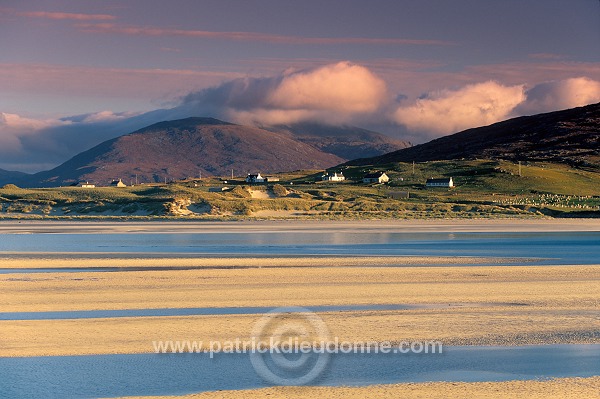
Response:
426,178,452,183
364,171,386,179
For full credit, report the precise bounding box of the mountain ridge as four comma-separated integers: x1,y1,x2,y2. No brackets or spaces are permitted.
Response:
263,122,411,160
346,103,600,170
24,118,355,187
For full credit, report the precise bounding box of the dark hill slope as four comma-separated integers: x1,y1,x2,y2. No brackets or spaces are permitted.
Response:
348,103,600,170
0,169,29,186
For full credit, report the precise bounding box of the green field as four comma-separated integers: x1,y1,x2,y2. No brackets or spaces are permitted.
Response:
1,160,599,219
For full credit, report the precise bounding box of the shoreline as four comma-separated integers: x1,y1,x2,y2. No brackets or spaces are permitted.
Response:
1,218,600,234
0,255,538,268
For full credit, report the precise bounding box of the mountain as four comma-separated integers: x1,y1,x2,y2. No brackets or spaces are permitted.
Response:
27,118,345,187
0,169,29,187
348,103,600,170
263,122,411,160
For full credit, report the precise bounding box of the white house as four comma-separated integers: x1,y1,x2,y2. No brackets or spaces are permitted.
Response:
321,172,345,182
363,171,390,184
426,177,454,188
246,173,265,183
79,181,95,188
110,179,127,187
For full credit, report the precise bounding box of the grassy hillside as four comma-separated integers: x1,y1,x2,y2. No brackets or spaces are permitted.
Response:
1,160,599,219
348,159,600,196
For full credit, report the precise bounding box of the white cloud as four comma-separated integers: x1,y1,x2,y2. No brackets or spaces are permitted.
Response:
79,110,140,123
0,112,59,130
184,61,388,126
391,77,600,137
267,62,386,113
515,77,600,115
392,81,525,135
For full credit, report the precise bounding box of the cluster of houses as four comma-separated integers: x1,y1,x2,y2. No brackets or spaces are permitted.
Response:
245,173,279,183
321,171,346,182
319,171,453,187
77,172,455,189
321,171,391,184
245,170,454,188
77,178,127,188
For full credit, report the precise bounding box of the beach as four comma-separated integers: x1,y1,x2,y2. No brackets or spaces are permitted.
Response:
1,219,599,397
120,377,600,399
1,260,599,357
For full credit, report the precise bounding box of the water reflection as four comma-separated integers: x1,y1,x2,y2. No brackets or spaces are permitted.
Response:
1,345,598,398
0,231,598,264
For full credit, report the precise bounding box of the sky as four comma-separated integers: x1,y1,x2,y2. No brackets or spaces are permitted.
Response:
1,0,600,172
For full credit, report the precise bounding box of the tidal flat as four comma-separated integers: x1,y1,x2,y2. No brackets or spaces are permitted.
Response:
1,219,599,398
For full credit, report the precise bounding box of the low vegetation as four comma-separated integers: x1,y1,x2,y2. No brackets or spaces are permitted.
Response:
1,160,598,219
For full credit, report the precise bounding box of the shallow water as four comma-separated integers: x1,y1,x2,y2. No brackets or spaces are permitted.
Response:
1,345,598,398
1,228,599,397
1,231,599,264
0,267,125,274
0,304,423,321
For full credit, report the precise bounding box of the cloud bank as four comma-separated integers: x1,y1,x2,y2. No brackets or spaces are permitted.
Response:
0,113,67,152
514,77,600,115
1,61,599,172
393,81,526,135
393,77,600,137
183,61,388,125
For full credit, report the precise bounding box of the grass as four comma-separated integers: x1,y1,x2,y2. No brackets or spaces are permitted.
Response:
1,160,598,219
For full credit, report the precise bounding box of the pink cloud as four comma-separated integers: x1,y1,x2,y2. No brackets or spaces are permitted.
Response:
393,81,526,135
75,22,453,46
515,77,600,115
374,60,600,104
391,76,600,137
208,61,389,126
268,62,387,113
177,61,388,126
18,11,116,21
79,111,140,123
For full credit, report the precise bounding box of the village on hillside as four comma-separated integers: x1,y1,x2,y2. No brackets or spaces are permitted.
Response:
2,158,598,219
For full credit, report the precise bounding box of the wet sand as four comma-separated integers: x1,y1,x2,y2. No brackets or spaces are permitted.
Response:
119,377,600,399
1,261,599,356
0,255,531,268
1,218,600,234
